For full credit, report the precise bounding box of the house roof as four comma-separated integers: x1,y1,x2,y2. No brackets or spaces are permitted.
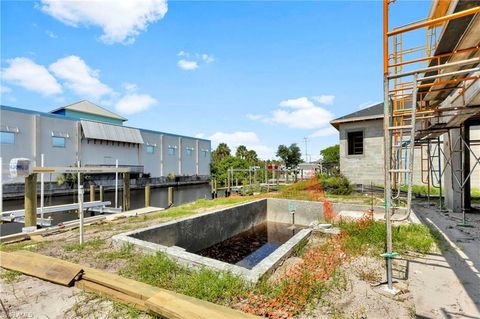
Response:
50,100,127,121
330,102,384,129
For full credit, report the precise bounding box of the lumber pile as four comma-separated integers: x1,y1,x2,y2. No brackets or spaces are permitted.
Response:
0,250,259,319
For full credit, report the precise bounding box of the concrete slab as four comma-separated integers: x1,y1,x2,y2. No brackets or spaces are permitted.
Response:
410,203,480,318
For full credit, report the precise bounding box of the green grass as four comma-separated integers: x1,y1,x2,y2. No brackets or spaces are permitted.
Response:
119,252,249,305
63,237,106,252
0,270,22,283
0,240,48,252
101,243,136,261
144,197,253,221
338,220,441,256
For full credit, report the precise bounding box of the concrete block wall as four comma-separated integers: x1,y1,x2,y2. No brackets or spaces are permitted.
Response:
130,200,267,252
339,119,385,186
338,119,455,187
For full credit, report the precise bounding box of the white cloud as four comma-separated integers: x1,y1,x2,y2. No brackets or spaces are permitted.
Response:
209,131,275,159
272,97,334,129
177,59,199,71
201,54,214,63
40,0,168,45
45,30,58,38
49,55,113,99
122,82,138,93
177,51,214,70
115,93,157,115
0,85,12,94
279,97,315,109
312,95,335,105
195,133,206,138
309,127,337,138
2,57,62,96
246,113,264,121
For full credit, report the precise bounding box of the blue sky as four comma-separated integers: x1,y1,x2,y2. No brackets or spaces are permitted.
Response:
1,0,430,160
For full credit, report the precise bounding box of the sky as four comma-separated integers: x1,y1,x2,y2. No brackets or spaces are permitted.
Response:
1,0,431,161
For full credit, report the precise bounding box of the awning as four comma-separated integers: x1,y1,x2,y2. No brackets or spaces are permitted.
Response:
81,120,144,144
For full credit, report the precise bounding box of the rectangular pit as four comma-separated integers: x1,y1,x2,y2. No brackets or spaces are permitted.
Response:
113,198,391,282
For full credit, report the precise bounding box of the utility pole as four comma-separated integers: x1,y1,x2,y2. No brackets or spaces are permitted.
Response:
304,137,308,163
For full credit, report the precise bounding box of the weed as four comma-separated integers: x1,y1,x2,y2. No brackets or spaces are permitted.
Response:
0,240,48,252
64,237,106,252
0,270,22,283
120,252,248,305
102,243,136,261
338,220,440,256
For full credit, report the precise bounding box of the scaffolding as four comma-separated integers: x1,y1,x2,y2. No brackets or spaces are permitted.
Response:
383,0,480,292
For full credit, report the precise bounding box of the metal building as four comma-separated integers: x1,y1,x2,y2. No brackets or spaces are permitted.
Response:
0,101,211,184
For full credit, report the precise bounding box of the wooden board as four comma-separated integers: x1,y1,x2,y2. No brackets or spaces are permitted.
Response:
75,280,148,312
146,291,260,319
82,267,163,301
0,251,82,286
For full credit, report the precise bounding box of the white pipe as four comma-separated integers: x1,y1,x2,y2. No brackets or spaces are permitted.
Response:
115,159,119,208
40,154,44,226
77,160,84,244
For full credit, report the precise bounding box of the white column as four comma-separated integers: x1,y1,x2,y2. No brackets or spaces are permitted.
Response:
160,135,164,177
178,137,182,175
115,159,119,208
40,154,45,225
196,140,199,175
444,129,462,212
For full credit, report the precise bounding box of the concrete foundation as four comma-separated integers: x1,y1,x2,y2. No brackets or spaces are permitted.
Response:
113,199,402,282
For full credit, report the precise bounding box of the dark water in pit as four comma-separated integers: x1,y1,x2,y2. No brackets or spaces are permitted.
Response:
195,221,304,269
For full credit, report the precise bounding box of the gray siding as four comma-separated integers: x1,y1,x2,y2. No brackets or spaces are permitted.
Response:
181,138,196,175
1,107,211,184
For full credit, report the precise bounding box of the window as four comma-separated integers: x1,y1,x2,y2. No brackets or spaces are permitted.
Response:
146,145,155,154
168,146,176,156
201,149,209,158
347,131,363,155
52,136,66,148
0,131,15,144
185,147,194,156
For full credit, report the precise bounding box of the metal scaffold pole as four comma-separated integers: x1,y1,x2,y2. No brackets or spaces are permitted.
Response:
382,0,395,293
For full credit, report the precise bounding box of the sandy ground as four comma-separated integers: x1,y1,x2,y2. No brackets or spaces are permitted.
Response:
299,256,415,319
410,202,480,319
0,269,81,319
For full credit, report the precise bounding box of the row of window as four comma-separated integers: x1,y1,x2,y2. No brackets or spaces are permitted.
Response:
1,131,67,148
147,145,209,157
1,131,211,156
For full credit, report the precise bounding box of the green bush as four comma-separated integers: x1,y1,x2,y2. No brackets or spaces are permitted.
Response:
318,173,352,195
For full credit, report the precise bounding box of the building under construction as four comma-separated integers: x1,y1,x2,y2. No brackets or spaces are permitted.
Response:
383,0,479,214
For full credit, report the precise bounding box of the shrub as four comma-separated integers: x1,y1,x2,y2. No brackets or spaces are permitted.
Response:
317,173,352,195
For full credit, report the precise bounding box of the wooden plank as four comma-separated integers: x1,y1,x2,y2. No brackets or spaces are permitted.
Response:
0,251,82,286
82,267,163,301
5,251,259,318
75,280,149,312
146,291,260,319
